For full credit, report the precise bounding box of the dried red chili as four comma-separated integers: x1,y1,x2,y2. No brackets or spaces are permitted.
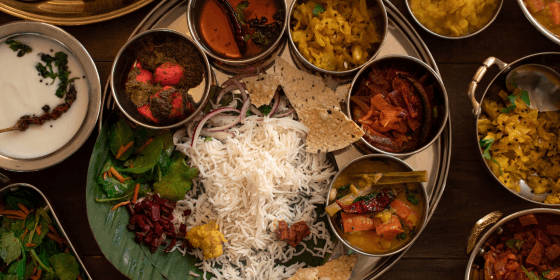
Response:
336,188,395,214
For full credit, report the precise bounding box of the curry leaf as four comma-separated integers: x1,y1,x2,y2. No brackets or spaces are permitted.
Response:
313,4,325,16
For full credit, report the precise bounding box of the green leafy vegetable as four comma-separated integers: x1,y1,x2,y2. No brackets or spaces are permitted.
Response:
522,266,540,280
31,249,54,275
108,118,135,161
5,39,32,57
97,176,134,199
48,253,80,280
35,52,79,98
520,90,531,106
153,153,199,201
313,4,325,16
119,138,163,174
501,91,530,113
155,130,174,157
406,188,419,205
479,138,503,175
258,105,273,116
505,238,525,250
353,191,378,203
204,136,213,142
235,1,249,24
251,31,269,45
132,126,158,154
0,230,21,265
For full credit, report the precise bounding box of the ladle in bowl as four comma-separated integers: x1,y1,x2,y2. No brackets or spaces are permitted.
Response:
505,64,560,111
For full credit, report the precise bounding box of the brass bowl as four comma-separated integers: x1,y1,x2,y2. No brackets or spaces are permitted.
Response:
110,28,212,130
325,154,429,257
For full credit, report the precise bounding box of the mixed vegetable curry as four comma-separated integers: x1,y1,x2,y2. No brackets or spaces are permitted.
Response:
525,0,560,36
327,158,426,254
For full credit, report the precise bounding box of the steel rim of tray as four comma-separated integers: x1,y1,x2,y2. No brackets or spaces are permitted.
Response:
95,0,452,279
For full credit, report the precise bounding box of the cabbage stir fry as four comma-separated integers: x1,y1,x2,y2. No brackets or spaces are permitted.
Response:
291,0,382,71
0,189,86,280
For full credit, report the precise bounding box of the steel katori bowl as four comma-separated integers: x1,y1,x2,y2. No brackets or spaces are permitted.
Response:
346,54,449,157
186,0,288,74
110,28,212,130
468,52,560,205
287,0,388,83
405,0,503,40
325,154,429,257
516,0,560,46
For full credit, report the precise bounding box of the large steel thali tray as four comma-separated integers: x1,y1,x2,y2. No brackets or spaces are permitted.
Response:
97,0,451,279
0,0,153,26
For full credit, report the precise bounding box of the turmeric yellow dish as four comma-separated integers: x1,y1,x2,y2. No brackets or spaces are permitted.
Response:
291,0,383,71
478,89,560,204
408,0,500,37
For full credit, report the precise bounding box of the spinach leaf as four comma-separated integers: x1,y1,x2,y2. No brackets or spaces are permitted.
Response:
155,130,174,157
313,4,325,16
5,39,32,57
97,176,134,199
5,190,39,210
153,153,198,201
24,262,35,280
108,118,135,161
25,216,50,250
0,230,21,265
133,126,158,154
49,253,80,280
119,138,163,174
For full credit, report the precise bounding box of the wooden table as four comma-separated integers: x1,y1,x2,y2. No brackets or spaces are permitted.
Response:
0,0,557,279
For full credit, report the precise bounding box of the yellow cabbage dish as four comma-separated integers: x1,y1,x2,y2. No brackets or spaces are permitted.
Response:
408,0,499,37
291,0,382,71
186,221,227,259
478,89,560,204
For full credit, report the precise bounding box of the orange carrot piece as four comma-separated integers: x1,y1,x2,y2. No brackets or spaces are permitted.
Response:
115,141,134,160
103,172,107,180
111,201,131,212
21,229,29,241
109,166,127,183
36,225,42,235
341,212,378,233
33,266,37,275
17,203,30,215
78,275,83,280
135,138,153,154
108,172,113,178
375,216,404,241
25,243,36,247
0,210,27,217
64,247,69,254
48,224,59,236
36,269,42,279
47,232,65,245
7,215,25,220
133,183,140,204
528,0,545,13
550,2,560,24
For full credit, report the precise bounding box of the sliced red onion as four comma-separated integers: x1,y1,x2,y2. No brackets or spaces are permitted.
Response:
230,79,247,101
191,108,240,147
273,109,295,118
240,97,251,124
250,105,263,117
207,115,240,127
200,130,234,140
221,73,258,87
216,84,240,104
269,91,280,116
205,104,246,132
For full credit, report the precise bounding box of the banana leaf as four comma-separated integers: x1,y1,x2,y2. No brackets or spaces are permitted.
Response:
86,114,334,280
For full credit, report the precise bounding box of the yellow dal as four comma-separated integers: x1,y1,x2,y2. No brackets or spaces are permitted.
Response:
409,0,499,37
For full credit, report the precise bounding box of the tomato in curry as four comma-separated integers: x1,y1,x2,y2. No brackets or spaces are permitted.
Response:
331,159,425,254
525,0,560,36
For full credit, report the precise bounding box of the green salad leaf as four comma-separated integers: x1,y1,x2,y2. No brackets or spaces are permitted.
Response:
119,138,163,174
97,176,134,199
0,230,21,265
132,126,158,154
108,118,135,161
49,253,80,280
153,153,199,201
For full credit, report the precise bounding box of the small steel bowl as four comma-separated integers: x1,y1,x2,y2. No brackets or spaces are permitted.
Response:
326,154,429,257
465,209,560,280
517,0,560,46
187,0,288,74
110,28,212,130
287,0,388,83
347,54,449,157
0,21,101,172
405,0,503,40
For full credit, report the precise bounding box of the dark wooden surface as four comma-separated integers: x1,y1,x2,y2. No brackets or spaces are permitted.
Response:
0,0,558,279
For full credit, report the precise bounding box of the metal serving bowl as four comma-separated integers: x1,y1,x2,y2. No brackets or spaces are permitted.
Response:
0,174,92,279
405,0,503,40
0,21,101,172
325,154,429,258
464,209,560,280
468,52,560,205
110,28,212,130
287,0,388,82
517,0,560,45
187,0,288,74
347,54,449,157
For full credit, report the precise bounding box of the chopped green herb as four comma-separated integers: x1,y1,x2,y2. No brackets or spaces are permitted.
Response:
433,107,438,118
313,4,325,16
243,34,252,42
353,191,378,203
259,105,272,116
521,266,540,280
479,138,494,160
505,238,525,250
501,91,530,113
236,1,249,25
204,136,213,142
520,90,531,106
5,39,32,57
406,188,419,205
397,233,406,240
35,52,79,98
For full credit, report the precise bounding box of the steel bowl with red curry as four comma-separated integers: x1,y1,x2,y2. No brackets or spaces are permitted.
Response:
349,60,445,153
326,158,427,255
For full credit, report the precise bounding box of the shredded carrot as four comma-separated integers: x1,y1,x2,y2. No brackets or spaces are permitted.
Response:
36,225,42,235
130,163,134,168
25,243,36,247
135,138,153,154
133,183,140,204
36,269,42,279
17,203,30,215
30,276,37,280
108,172,113,178
33,267,37,274
0,210,27,217
103,172,107,180
47,233,65,245
63,239,68,245
64,247,69,254
111,201,131,212
109,166,127,183
48,224,59,236
115,141,134,160
78,275,83,280
7,215,25,220
21,229,29,241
